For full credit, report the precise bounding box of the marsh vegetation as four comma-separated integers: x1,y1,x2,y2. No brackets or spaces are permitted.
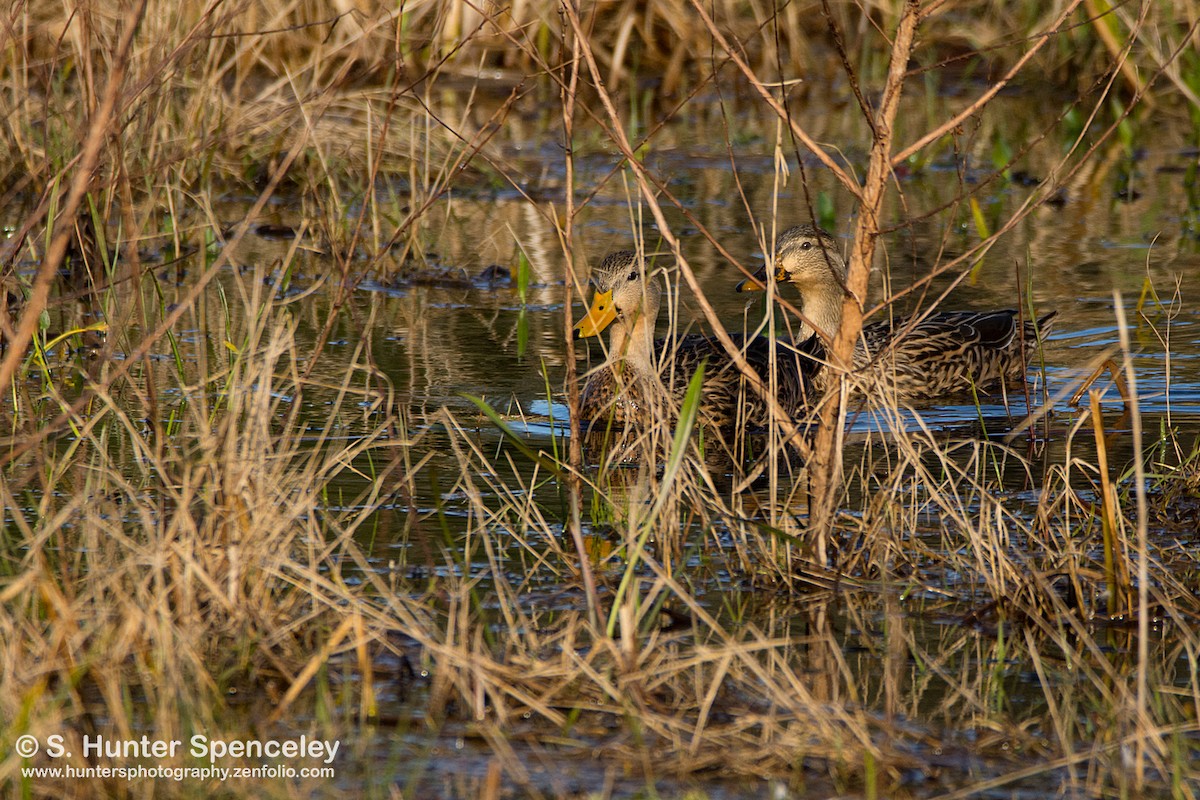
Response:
2,1,1200,798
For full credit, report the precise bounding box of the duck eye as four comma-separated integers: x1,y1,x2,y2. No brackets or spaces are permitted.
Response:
800,241,812,250
627,270,638,281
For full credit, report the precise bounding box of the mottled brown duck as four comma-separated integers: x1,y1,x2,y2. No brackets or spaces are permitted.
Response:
737,224,1056,401
574,250,820,433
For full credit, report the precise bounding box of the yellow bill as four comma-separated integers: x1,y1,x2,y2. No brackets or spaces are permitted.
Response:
573,289,617,338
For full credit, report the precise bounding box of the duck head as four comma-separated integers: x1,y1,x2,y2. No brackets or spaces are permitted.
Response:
737,225,847,342
574,251,660,339
736,224,845,293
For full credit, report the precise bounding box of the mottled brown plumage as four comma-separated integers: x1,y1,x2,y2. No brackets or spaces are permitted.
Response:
738,225,1056,401
574,251,819,433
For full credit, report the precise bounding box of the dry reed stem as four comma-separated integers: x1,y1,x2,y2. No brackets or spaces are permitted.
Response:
0,1,147,399
559,3,815,466
556,8,599,628
807,0,922,554
1113,290,1154,787
0,55,348,469
1088,387,1134,619
1083,0,1149,101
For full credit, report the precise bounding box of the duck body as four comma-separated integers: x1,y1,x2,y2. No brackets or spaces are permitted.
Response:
740,225,1056,402
843,308,1056,400
579,330,821,430
575,251,819,434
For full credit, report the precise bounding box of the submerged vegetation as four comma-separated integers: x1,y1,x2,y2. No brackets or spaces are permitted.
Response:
3,1,1200,798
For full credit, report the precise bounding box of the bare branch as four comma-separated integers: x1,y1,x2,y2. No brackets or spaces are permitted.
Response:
687,0,863,199
891,0,1086,165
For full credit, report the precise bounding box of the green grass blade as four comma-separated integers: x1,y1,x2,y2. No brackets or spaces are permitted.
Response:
607,360,705,637
461,393,564,476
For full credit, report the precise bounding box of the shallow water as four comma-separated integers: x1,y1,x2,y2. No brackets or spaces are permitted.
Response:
336,89,1200,796
7,81,1200,798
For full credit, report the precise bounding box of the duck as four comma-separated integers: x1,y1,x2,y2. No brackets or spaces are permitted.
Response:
574,250,820,433
737,224,1056,401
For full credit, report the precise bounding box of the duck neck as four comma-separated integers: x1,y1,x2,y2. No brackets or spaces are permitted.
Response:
800,283,844,344
609,310,656,375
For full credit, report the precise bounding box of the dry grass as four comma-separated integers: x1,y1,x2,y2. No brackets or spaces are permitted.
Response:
2,1,1200,798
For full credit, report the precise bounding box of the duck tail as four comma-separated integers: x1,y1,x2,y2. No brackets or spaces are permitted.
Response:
1035,310,1059,331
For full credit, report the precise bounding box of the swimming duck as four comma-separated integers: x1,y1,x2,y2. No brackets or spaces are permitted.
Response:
574,250,819,433
737,225,1056,400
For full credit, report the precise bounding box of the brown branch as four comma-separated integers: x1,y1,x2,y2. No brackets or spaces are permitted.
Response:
891,0,1087,165
807,0,924,556
874,3,1183,323
686,0,862,199
820,0,877,133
